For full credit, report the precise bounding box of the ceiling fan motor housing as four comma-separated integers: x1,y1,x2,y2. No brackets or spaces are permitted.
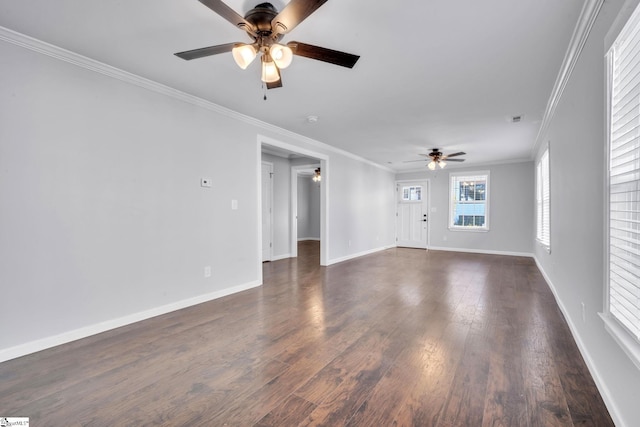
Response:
429,149,443,160
245,3,280,37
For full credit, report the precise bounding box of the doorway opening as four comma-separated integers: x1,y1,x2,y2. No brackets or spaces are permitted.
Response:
257,135,329,284
291,163,321,258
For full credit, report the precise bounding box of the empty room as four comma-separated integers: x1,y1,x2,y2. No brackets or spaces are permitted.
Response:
1,0,640,425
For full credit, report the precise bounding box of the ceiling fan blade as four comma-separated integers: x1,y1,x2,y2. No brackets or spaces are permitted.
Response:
287,41,360,68
445,158,465,162
199,0,257,34
271,0,329,36
174,42,236,60
443,151,466,158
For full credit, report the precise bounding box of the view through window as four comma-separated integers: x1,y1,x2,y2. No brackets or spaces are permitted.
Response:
449,172,489,230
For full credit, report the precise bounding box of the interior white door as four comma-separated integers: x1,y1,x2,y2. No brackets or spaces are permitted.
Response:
261,162,273,261
396,181,428,249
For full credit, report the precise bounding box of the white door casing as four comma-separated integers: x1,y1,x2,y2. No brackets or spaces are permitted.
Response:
396,181,428,249
261,161,273,261
258,134,329,267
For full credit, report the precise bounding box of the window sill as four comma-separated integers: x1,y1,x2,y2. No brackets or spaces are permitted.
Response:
448,227,489,233
599,312,640,371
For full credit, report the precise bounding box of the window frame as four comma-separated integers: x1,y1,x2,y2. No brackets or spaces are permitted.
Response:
536,144,551,252
602,2,640,371
401,185,423,202
448,171,490,232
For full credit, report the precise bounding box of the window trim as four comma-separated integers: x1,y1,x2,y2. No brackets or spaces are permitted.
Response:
448,171,490,232
602,1,640,371
536,144,551,253
401,185,423,202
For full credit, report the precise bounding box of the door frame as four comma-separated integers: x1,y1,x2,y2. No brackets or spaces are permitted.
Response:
261,161,274,262
257,134,329,285
395,179,431,250
291,163,321,258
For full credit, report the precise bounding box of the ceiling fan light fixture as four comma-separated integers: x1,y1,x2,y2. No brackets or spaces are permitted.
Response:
312,168,322,182
428,161,437,171
261,54,280,83
270,44,293,69
438,161,446,169
232,43,257,69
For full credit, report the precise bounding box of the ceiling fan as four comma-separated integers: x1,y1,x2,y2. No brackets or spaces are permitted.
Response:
174,0,360,91
404,149,466,170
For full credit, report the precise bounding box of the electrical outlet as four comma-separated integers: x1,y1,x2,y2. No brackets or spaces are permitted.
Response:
231,199,238,210
581,302,586,323
204,266,211,278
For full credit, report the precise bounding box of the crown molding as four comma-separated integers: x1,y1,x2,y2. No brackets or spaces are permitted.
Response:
0,25,393,173
531,0,605,159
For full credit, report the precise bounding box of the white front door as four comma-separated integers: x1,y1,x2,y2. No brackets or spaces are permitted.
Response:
396,181,428,249
262,162,273,261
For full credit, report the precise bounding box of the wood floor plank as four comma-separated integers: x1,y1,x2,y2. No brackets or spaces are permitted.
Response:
391,320,471,427
0,244,614,426
206,345,339,425
437,320,491,427
254,394,317,427
344,304,454,426
518,279,573,426
480,262,529,427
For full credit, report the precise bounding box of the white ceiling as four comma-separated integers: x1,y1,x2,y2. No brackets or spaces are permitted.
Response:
0,0,584,171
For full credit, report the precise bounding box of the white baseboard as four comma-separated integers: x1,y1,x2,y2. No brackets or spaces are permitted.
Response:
428,245,533,258
326,245,395,266
270,253,291,261
0,280,261,363
297,237,321,241
533,257,624,427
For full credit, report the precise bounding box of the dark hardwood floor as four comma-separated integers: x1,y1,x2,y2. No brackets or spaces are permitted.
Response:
0,242,613,426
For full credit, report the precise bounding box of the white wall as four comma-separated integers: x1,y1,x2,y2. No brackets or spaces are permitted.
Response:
0,39,263,355
0,35,397,360
297,176,320,240
297,175,310,238
397,161,534,255
329,155,397,261
534,0,640,425
308,179,321,239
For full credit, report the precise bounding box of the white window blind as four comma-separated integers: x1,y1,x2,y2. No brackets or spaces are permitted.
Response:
536,147,550,249
608,8,640,344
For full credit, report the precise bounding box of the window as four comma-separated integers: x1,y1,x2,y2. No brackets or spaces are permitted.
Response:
536,146,550,250
604,2,640,369
402,185,422,201
449,172,489,230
